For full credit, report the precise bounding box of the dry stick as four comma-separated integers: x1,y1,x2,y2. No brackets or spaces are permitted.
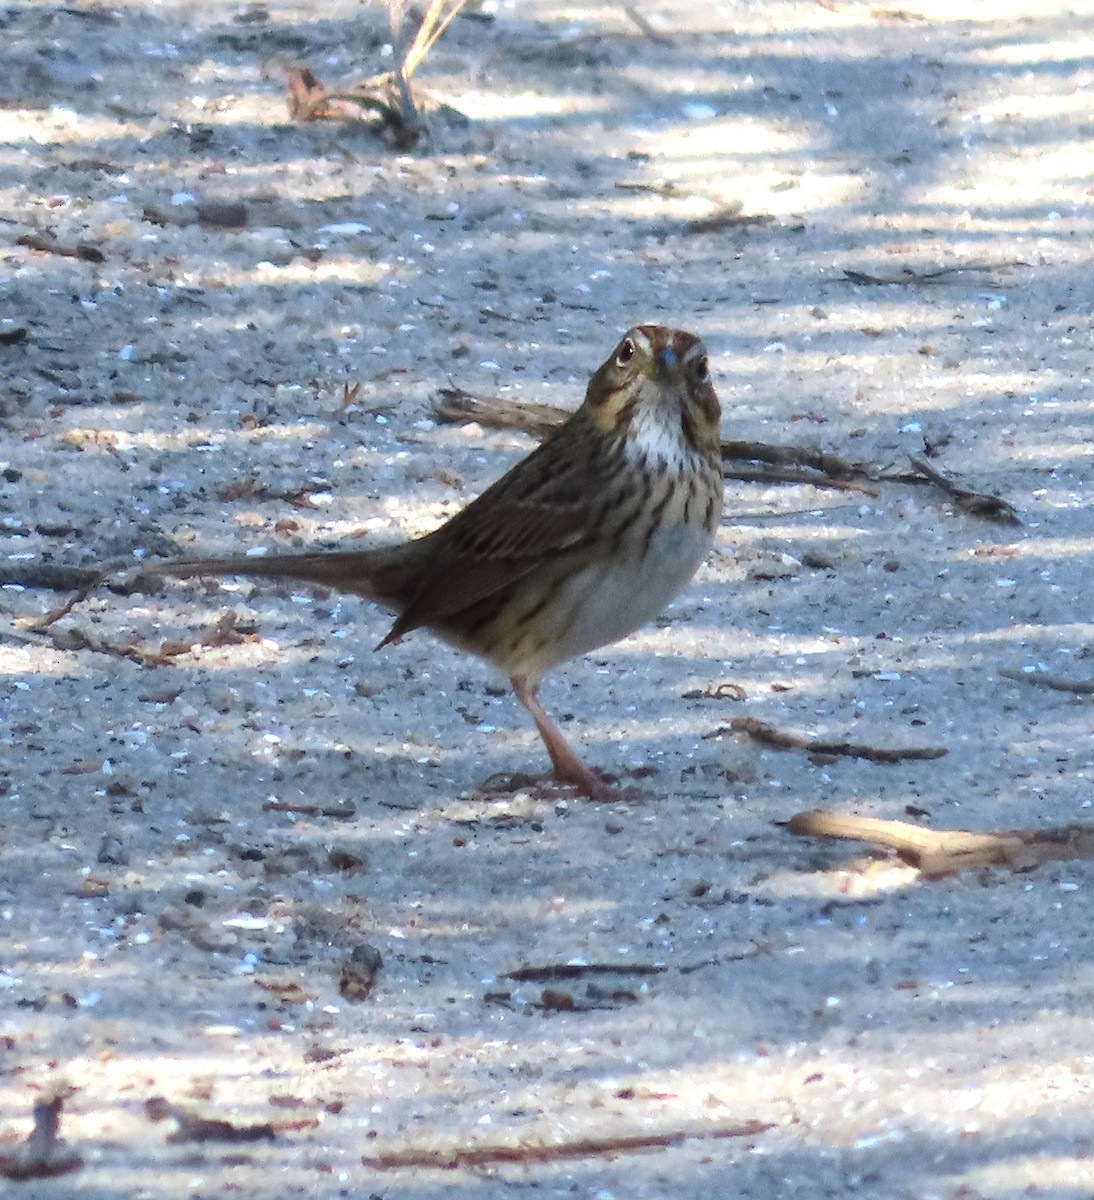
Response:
31,567,113,626
726,466,872,492
623,5,674,43
682,681,748,701
841,262,1027,286
145,1097,276,1144
724,440,867,479
784,809,1094,877
16,232,104,262
433,386,567,438
504,963,665,982
687,211,776,234
907,455,1020,525
435,391,1012,515
385,2,429,146
998,668,1094,696
265,798,356,819
361,1121,773,1170
721,716,947,763
0,562,103,592
844,267,956,286
18,605,237,665
30,625,159,665
615,181,688,198
434,392,1017,523
512,22,721,59
384,65,425,149
432,390,880,491
722,441,878,491
401,0,470,80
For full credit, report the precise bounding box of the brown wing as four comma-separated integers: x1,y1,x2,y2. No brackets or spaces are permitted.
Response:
378,414,619,644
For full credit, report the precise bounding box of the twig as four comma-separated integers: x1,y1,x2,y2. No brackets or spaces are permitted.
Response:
999,668,1094,696
16,233,104,263
784,809,1094,876
742,463,865,493
431,391,880,491
724,441,878,492
723,440,868,479
681,681,747,701
503,963,665,982
265,798,357,819
718,717,947,763
145,1097,276,1144
614,181,688,198
841,262,1026,286
385,2,430,145
386,64,426,147
400,0,470,81
623,6,673,43
511,25,697,60
0,562,104,592
679,943,769,973
843,267,950,285
907,456,1020,525
31,568,113,628
686,210,775,234
433,389,1021,514
433,386,567,439
361,1121,773,1170
22,624,164,665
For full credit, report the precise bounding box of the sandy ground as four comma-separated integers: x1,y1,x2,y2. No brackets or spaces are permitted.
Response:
2,0,1094,1194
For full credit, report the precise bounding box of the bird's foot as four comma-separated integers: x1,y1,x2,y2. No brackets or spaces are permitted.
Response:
548,760,619,803
477,767,641,804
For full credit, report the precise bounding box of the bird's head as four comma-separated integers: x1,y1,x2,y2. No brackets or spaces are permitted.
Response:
583,325,721,462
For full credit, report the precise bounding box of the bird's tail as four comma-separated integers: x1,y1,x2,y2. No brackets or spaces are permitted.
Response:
144,544,423,608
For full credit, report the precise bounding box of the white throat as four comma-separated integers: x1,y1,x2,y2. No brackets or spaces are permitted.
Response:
624,404,690,473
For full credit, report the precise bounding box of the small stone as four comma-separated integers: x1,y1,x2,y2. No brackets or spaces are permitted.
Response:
339,944,383,1002
327,846,367,873
196,201,248,229
97,835,128,865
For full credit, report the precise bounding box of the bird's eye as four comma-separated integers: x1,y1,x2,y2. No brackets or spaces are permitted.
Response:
615,337,636,368
692,354,709,380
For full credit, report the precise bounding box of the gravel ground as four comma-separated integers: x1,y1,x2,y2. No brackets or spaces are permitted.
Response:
2,0,1094,1195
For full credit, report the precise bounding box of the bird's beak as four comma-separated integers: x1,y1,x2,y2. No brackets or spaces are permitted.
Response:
655,346,681,377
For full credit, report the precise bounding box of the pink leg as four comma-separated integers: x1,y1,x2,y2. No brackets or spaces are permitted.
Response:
510,676,612,801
